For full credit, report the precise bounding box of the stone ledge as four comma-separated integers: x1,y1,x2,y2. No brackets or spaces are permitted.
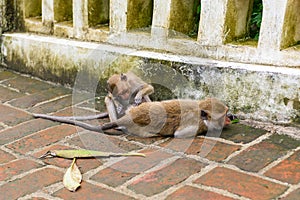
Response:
1,33,299,123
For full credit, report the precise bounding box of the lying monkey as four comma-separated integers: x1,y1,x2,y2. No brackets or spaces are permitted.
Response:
35,98,230,138
33,72,154,124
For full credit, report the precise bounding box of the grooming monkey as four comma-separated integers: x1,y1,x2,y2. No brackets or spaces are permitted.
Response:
35,98,230,138
33,72,154,124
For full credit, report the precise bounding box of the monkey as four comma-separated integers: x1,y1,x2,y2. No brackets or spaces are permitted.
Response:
35,98,230,138
33,72,154,125
105,71,154,121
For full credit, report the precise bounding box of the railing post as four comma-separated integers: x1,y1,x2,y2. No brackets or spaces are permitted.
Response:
110,0,127,33
197,0,227,46
258,0,287,51
73,0,88,39
151,0,171,43
42,0,54,32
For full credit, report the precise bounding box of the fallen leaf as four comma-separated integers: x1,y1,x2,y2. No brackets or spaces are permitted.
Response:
63,158,82,192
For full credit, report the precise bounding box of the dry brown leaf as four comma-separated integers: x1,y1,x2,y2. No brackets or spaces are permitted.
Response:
63,158,82,192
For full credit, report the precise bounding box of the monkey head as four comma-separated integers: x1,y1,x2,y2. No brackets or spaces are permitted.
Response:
199,98,231,131
107,73,131,102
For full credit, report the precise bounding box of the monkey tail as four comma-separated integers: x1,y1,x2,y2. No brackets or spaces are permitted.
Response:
33,113,108,121
33,113,120,135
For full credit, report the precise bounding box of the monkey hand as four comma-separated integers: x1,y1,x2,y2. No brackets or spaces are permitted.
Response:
116,106,124,114
134,95,143,106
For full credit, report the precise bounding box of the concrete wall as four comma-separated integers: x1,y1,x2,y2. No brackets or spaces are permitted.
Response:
0,0,300,123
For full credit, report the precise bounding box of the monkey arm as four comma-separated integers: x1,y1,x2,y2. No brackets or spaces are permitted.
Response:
104,95,119,122
134,84,154,104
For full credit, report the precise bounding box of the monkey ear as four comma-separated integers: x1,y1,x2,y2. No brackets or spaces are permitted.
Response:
120,73,127,81
200,110,208,120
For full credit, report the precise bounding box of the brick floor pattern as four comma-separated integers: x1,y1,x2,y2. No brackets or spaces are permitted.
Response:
0,69,299,200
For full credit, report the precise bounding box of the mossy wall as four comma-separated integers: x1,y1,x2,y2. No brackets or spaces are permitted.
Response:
281,0,300,48
169,0,199,35
224,0,253,42
24,0,41,18
88,0,109,27
127,0,153,30
54,0,73,22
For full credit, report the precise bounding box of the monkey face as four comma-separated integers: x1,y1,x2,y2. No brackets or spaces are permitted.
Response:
200,109,230,131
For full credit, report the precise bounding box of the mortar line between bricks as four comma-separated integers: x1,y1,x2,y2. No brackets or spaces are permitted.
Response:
0,117,46,133
0,145,47,167
24,129,87,156
278,181,300,199
2,124,66,147
0,82,21,93
118,156,181,189
223,132,273,163
145,163,219,200
258,146,300,175
0,121,10,129
188,183,252,200
17,190,64,200
241,119,300,140
0,165,64,187
219,163,291,187
86,179,146,200
2,101,35,116
31,94,71,108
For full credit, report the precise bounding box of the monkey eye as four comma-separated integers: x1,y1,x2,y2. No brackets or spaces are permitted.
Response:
200,110,208,120
119,89,129,96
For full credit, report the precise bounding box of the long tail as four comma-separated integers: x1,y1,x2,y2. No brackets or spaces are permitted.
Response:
33,113,108,121
33,113,120,134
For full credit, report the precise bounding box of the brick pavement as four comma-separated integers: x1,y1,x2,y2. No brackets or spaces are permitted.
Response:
0,68,299,200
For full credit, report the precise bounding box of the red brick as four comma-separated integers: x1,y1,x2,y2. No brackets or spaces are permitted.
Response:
29,197,48,200
265,150,300,184
126,135,166,145
221,123,267,143
28,94,90,114
34,145,102,173
0,158,43,181
54,181,134,200
9,87,71,109
91,149,173,187
0,70,17,80
0,149,16,163
0,168,63,200
0,104,32,126
194,167,288,200
282,188,300,200
160,137,241,162
228,134,300,172
67,131,141,153
91,167,138,187
128,158,206,196
1,75,53,94
0,118,57,145
0,85,25,102
166,186,235,200
6,124,79,154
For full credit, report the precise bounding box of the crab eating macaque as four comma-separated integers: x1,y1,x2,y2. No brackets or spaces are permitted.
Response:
105,71,154,121
33,72,154,125
35,98,230,138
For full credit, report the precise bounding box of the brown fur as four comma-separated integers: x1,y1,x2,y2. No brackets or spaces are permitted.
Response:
103,98,229,138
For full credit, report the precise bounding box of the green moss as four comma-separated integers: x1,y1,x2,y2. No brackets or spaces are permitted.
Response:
54,0,73,22
127,0,153,30
24,0,41,18
169,0,200,36
88,0,109,27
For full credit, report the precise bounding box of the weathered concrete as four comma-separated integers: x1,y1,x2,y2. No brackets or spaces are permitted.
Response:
1,33,299,124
